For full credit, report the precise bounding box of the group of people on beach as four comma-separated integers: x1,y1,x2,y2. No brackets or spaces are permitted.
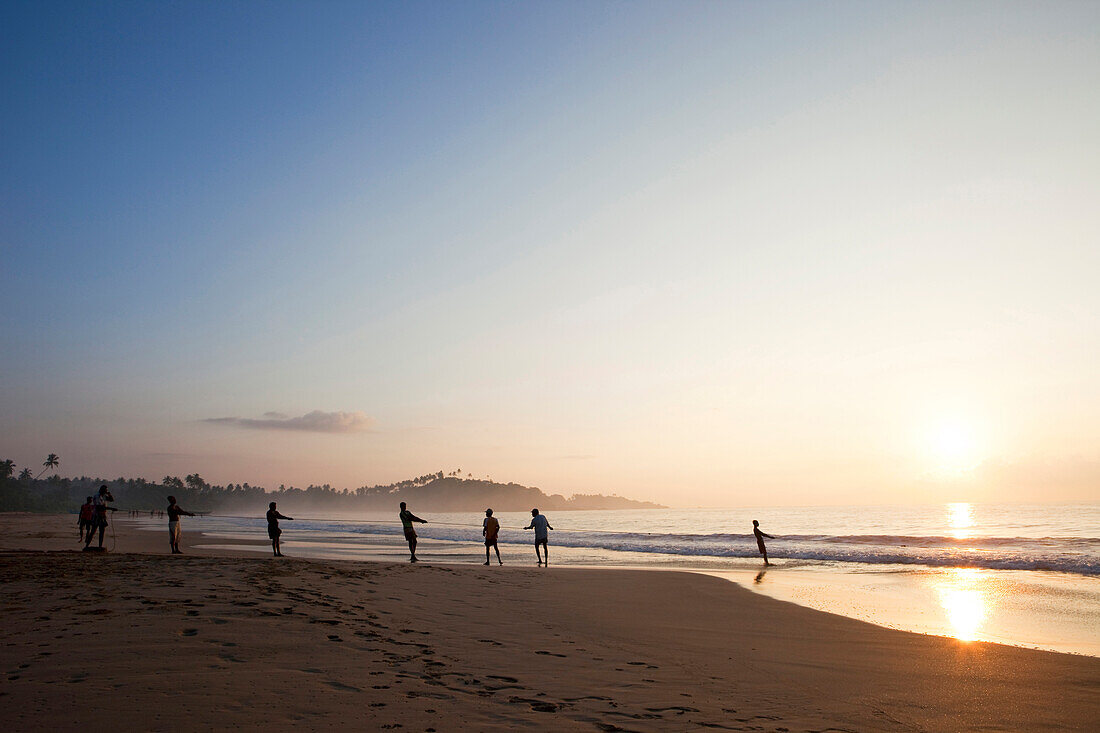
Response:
398,505,775,566
79,489,203,554
79,491,777,566
77,486,115,550
398,502,554,565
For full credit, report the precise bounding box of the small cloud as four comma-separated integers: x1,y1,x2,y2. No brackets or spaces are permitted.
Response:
203,410,374,434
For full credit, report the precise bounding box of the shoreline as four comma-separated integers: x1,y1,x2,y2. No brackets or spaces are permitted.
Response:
175,513,1100,658
2,513,1099,730
11,511,1100,657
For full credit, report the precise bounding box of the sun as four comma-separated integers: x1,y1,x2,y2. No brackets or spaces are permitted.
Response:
925,418,984,474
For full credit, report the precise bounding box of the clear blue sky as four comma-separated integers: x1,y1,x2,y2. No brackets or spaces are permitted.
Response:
2,1,1098,505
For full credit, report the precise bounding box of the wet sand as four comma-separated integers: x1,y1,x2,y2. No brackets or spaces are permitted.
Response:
1,513,1098,731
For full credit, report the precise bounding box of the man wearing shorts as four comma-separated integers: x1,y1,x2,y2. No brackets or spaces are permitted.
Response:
166,495,195,554
266,502,293,557
399,502,427,562
78,496,94,542
483,508,502,566
523,508,553,566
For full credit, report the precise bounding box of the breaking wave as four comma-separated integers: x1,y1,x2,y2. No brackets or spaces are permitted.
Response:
321,521,1100,576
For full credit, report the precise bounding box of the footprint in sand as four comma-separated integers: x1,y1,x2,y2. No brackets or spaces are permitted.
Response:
507,697,561,714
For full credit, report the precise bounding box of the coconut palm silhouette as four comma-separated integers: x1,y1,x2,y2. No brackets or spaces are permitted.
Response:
35,453,60,479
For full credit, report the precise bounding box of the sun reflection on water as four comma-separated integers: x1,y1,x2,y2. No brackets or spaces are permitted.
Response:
947,502,974,539
935,568,989,642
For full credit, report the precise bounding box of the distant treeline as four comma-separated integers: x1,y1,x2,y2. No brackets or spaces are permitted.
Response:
0,467,665,515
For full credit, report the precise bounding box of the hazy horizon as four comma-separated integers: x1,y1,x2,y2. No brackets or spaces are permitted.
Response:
2,2,1098,507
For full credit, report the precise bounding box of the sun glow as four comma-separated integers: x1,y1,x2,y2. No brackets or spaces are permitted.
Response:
924,417,985,475
947,502,975,540
934,568,989,642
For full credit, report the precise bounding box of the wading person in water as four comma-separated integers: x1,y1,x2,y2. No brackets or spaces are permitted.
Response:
84,486,116,549
483,508,502,566
523,508,553,566
166,495,195,554
753,519,774,566
266,502,293,557
399,502,427,562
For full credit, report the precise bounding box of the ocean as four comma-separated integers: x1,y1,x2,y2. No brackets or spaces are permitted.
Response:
156,501,1100,656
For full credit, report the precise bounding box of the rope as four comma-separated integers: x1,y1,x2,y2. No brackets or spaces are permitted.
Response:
199,513,677,536
111,509,771,542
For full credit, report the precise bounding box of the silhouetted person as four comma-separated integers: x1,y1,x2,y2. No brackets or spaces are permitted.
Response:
78,496,94,542
753,519,774,566
483,508,502,566
399,502,427,562
267,502,292,557
84,486,115,549
166,495,195,554
523,508,553,565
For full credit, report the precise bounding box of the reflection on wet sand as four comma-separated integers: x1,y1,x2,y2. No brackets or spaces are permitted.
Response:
934,568,989,642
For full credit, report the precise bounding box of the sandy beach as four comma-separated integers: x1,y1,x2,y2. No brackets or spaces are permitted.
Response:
1,513,1098,731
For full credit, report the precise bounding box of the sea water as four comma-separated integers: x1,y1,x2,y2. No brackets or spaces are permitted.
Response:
156,502,1100,656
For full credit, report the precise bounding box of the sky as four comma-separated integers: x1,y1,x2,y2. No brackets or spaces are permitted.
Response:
2,1,1098,507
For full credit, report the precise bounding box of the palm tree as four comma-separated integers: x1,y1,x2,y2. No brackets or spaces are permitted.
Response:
18,468,32,481
0,459,14,480
35,453,60,479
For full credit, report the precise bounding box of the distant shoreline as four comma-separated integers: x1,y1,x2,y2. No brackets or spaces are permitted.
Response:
0,473,666,515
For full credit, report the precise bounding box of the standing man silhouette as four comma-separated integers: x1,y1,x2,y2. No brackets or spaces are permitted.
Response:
523,508,553,566
166,495,195,554
483,508,502,566
78,496,95,543
753,519,774,566
84,486,116,550
267,502,293,557
399,502,427,562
